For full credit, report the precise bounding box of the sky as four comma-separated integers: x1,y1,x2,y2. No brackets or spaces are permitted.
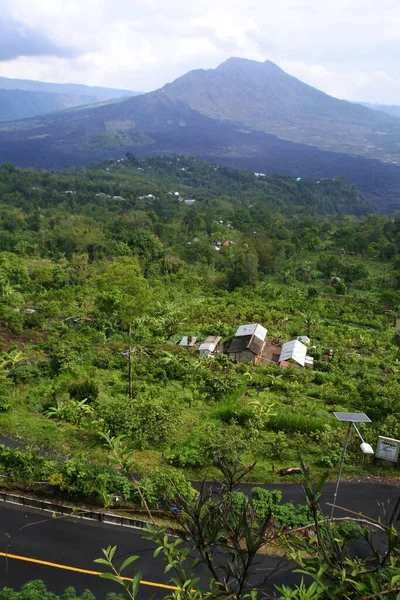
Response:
0,0,399,103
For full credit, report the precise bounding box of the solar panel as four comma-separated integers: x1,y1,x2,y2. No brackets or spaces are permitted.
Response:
333,412,371,423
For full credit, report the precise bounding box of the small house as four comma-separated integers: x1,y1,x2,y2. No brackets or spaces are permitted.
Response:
179,336,197,349
279,340,313,368
227,324,267,365
297,335,310,345
198,336,222,358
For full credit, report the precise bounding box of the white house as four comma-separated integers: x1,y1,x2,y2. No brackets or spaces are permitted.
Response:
279,340,313,368
198,336,222,358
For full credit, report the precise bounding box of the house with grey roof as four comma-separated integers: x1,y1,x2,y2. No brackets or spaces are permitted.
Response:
179,336,197,349
198,336,222,358
227,324,267,365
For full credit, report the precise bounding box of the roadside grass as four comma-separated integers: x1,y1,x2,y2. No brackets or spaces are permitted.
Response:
0,390,105,458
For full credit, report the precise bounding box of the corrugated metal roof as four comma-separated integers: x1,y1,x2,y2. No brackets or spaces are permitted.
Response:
227,334,265,356
279,340,307,366
179,336,197,347
198,336,222,352
235,324,267,341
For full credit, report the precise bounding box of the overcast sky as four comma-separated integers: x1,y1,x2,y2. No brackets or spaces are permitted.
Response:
0,0,399,103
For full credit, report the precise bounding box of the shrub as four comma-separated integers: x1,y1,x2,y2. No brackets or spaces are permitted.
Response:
139,467,198,509
0,444,57,482
166,442,211,468
335,520,365,543
251,487,282,518
258,431,289,460
268,413,326,434
316,444,345,468
68,379,99,403
272,502,315,528
60,456,133,501
0,580,96,600
97,387,182,447
214,405,254,426
9,360,51,383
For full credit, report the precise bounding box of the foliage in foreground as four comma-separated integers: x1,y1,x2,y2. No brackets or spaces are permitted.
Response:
0,580,103,600
94,458,400,600
2,460,399,599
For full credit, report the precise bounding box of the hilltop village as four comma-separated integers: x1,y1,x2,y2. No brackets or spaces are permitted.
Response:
179,323,319,369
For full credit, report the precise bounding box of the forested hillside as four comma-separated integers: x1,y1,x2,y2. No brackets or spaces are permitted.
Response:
0,156,399,511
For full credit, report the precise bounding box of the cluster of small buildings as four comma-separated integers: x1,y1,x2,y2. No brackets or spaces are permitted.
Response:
179,335,222,358
94,193,126,200
214,240,236,251
178,323,314,368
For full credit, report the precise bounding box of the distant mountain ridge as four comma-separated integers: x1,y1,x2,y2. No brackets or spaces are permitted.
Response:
358,102,400,119
0,89,99,122
0,76,141,122
1,58,400,211
0,76,140,100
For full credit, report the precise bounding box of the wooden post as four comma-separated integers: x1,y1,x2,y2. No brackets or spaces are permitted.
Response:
128,324,133,400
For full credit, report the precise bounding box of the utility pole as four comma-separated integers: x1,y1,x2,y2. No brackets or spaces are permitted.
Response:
128,324,133,400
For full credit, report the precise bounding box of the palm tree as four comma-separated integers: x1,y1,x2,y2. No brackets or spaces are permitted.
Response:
301,310,320,336
0,349,23,370
1,281,20,300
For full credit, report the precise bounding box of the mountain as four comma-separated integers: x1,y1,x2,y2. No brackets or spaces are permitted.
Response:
1,59,400,211
0,89,100,122
0,76,140,100
161,58,400,162
359,102,400,119
0,76,142,121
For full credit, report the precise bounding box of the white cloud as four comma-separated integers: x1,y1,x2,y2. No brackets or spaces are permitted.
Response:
0,0,399,102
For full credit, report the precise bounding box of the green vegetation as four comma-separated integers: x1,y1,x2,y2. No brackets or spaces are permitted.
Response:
1,460,399,599
82,131,154,150
96,460,400,599
0,580,116,599
0,155,398,509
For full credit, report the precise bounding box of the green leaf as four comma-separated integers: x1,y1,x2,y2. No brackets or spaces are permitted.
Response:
131,571,142,597
119,554,139,573
94,558,110,566
108,545,117,562
391,574,400,586
99,572,121,582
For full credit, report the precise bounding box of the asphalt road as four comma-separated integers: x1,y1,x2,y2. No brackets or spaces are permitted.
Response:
238,480,400,521
0,482,398,599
